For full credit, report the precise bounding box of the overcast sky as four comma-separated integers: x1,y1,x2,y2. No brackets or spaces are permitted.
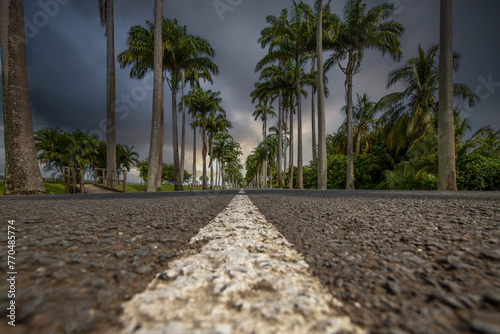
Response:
1,0,499,183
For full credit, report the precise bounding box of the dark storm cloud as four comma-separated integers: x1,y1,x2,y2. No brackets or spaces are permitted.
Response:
1,0,499,181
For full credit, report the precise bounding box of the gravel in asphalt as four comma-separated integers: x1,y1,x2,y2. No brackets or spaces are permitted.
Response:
0,190,499,334
0,191,235,334
120,194,363,334
247,190,500,334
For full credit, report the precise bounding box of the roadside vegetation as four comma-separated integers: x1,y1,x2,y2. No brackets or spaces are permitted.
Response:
2,0,497,194
245,0,500,191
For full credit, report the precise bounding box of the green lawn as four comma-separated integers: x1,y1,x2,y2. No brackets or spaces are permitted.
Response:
44,182,68,194
0,179,201,195
125,183,202,192
0,180,67,195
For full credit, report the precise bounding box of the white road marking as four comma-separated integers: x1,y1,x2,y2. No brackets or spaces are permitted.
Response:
120,195,365,334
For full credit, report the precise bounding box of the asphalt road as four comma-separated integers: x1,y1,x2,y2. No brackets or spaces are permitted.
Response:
0,189,499,333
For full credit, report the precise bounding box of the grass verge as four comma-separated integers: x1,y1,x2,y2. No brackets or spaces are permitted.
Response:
0,180,67,195
0,180,202,195
125,184,202,192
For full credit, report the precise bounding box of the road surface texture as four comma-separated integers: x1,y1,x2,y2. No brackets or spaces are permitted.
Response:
248,190,500,334
0,190,499,334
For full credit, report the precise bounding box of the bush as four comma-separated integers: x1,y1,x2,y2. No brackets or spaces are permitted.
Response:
457,153,500,190
324,153,385,189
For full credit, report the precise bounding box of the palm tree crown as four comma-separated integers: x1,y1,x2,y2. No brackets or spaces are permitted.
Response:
378,44,478,157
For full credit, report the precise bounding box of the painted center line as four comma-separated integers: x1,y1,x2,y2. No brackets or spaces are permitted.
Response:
120,195,365,334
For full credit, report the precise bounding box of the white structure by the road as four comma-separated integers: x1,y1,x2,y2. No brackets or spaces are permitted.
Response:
120,193,365,334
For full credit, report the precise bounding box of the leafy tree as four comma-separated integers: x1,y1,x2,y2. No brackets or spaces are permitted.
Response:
457,153,500,191
378,44,478,160
332,93,379,155
326,0,404,189
137,160,191,185
116,144,139,171
35,128,138,180
35,127,70,177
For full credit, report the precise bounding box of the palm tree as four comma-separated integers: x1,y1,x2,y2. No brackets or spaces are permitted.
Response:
337,93,379,154
438,0,456,190
317,0,327,189
1,0,45,195
98,0,117,189
117,144,139,171
35,127,67,177
185,88,224,190
326,0,404,189
378,44,477,159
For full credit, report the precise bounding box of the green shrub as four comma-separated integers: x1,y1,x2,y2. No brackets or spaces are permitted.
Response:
457,153,500,190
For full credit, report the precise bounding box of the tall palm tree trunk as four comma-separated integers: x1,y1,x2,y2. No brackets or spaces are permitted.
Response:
1,0,45,195
438,0,457,190
278,90,283,188
181,69,186,174
172,89,183,190
222,159,226,190
104,0,117,189
257,167,261,189
202,122,208,190
156,92,163,190
215,159,219,189
269,160,273,188
146,0,163,192
210,144,214,189
284,105,288,185
288,105,294,189
192,126,197,187
311,57,317,163
263,119,267,189
346,66,355,190
296,77,303,189
317,0,327,190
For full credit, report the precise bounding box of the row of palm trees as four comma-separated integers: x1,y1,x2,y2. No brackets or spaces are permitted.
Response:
0,0,457,194
118,7,226,191
246,0,458,191
247,0,403,190
115,0,243,190
0,0,243,194
184,87,242,190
